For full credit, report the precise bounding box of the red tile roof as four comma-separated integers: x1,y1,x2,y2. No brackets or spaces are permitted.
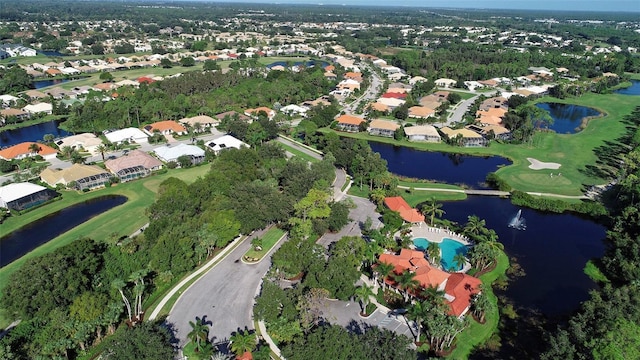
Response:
144,120,187,133
336,114,365,126
384,196,425,223
0,142,57,160
381,92,407,99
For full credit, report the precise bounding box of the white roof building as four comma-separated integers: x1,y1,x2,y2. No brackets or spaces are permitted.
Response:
23,102,53,115
0,182,48,208
376,97,406,108
154,143,205,163
206,135,248,154
105,127,148,144
56,133,104,155
280,104,308,117
0,94,19,105
435,78,457,88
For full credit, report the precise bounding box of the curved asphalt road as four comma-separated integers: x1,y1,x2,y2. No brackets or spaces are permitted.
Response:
167,229,287,349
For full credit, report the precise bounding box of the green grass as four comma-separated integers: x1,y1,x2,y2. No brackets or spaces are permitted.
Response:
243,227,286,261
447,250,509,359
584,260,610,283
276,142,321,163
0,165,210,329
322,91,639,196
348,180,466,205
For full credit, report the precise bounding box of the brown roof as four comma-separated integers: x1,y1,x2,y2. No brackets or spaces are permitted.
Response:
1,108,28,117
408,106,435,118
214,111,250,121
40,164,108,186
144,120,187,133
369,119,400,132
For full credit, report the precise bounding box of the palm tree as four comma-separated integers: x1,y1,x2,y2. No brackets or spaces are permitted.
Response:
60,145,74,159
463,215,486,241
28,143,41,155
407,300,429,343
354,284,374,315
96,144,107,161
421,198,445,226
369,188,386,207
471,287,491,323
187,317,210,352
420,285,445,306
374,261,395,290
393,270,420,302
229,329,256,357
453,252,467,271
426,242,441,268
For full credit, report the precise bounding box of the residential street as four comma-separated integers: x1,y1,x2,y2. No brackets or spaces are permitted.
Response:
167,228,287,349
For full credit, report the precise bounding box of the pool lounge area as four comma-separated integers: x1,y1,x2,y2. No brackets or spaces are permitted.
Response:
410,224,471,272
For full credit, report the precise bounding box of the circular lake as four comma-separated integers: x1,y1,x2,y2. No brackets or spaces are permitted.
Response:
535,102,601,134
0,119,71,147
0,195,127,267
369,141,511,188
614,80,640,95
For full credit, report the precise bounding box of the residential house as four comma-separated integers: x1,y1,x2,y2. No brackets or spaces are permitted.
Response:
376,97,405,110
215,110,251,122
336,114,365,133
1,108,30,124
41,163,111,191
439,127,487,147
337,79,361,92
23,102,53,115
280,104,308,117
378,249,482,317
479,97,508,111
105,127,149,145
476,107,507,126
404,125,441,142
466,124,512,141
23,90,47,101
154,143,205,165
0,182,57,211
143,120,187,136
0,142,58,161
105,149,163,182
179,115,219,131
368,102,390,113
55,133,104,155
435,78,457,88
383,197,425,223
244,107,275,120
0,94,19,107
206,135,248,154
368,119,400,138
408,106,435,120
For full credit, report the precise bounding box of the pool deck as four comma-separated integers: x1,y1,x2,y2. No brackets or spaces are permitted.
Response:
409,223,470,245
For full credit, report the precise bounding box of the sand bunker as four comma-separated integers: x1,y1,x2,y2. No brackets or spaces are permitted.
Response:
527,158,561,170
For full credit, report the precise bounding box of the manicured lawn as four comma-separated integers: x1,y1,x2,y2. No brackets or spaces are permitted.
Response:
0,165,210,329
243,227,286,261
322,92,639,196
447,250,509,359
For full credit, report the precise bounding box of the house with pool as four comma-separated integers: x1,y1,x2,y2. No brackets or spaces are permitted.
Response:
378,249,482,318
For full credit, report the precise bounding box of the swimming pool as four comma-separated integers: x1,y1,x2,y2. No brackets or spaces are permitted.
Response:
413,237,468,271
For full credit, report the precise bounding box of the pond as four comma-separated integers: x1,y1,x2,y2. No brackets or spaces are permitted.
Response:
369,141,511,188
0,195,127,267
434,196,606,317
32,78,72,89
535,102,602,134
614,79,640,95
0,119,71,147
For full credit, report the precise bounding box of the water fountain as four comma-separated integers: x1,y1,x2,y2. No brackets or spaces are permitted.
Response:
508,209,526,230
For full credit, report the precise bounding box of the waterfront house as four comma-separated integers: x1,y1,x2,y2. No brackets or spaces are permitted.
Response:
0,182,57,211
404,125,441,142
336,114,365,133
0,142,57,161
439,127,487,147
383,197,425,223
368,119,400,138
23,102,53,115
40,163,111,191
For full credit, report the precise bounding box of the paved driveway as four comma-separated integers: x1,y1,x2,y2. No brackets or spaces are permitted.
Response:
317,195,382,249
320,298,416,340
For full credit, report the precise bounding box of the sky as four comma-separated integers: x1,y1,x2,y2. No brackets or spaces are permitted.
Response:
206,0,640,13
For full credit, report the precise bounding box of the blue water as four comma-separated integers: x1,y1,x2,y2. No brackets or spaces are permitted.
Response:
266,60,329,69
0,195,127,267
369,141,511,188
413,237,468,271
535,103,601,134
614,80,640,95
0,119,71,147
33,78,71,89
